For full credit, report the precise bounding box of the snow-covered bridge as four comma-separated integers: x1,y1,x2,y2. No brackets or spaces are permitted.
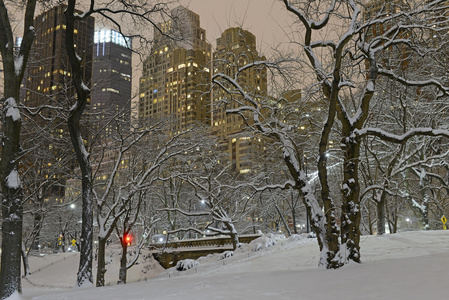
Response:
149,234,262,268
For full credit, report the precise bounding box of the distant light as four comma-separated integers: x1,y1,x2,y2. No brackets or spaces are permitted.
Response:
94,29,132,48
159,237,164,242
15,37,22,47
70,204,76,209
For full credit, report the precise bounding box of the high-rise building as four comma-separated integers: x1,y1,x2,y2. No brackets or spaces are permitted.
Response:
138,6,212,132
92,29,132,138
22,4,94,120
20,4,94,200
212,27,267,174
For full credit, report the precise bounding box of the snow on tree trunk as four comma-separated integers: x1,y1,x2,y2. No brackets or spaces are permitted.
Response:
1,97,23,297
340,131,362,264
223,222,240,250
0,0,37,293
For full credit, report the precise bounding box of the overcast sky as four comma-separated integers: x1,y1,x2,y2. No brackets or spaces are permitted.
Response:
1,1,296,96
178,0,293,51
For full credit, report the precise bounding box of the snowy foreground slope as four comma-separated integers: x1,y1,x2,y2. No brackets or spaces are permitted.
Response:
14,230,449,300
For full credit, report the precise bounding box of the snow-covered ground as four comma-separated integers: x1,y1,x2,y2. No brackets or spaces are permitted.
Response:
12,230,449,300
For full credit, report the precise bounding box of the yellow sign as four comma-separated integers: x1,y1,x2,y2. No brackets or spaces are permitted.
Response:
71,239,76,246
442,216,447,230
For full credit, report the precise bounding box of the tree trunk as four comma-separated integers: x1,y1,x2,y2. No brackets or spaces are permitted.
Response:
21,242,31,278
0,0,38,293
224,222,240,250
0,105,23,295
31,213,43,251
420,178,430,230
317,154,341,268
96,238,107,287
376,190,386,235
340,131,362,263
292,208,297,234
118,242,128,284
274,203,291,237
65,0,94,287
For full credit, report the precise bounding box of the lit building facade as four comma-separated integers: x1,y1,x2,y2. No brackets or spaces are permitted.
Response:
138,6,212,132
212,27,267,174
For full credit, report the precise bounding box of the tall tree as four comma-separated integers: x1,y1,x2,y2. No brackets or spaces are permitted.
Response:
63,0,178,286
0,0,38,298
213,0,449,268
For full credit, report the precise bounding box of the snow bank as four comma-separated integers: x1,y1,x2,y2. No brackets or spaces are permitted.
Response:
239,233,277,252
287,234,302,241
5,291,23,300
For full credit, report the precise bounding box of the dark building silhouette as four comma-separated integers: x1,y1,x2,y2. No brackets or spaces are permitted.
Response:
91,29,132,138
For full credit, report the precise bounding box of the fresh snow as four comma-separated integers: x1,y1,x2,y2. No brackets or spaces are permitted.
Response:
15,55,24,76
6,169,21,189
80,82,90,92
5,97,21,121
14,230,449,300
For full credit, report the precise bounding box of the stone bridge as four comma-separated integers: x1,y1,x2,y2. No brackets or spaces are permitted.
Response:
150,234,262,269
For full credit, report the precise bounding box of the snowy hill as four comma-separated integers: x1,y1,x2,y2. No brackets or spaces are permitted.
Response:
15,230,449,300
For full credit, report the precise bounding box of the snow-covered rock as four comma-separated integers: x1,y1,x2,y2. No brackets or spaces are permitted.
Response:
176,259,199,271
217,251,234,260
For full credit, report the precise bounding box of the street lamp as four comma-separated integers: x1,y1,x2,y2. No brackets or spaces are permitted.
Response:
405,218,411,228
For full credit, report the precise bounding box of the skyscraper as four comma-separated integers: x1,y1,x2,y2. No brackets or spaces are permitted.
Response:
20,4,94,200
212,27,267,174
92,29,132,138
138,6,212,132
22,4,94,120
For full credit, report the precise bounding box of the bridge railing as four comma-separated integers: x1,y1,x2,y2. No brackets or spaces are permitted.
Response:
149,234,262,251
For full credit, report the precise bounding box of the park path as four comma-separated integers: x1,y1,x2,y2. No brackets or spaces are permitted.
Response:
24,252,79,289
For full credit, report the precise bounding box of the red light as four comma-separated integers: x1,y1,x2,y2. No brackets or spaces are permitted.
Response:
125,234,132,246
